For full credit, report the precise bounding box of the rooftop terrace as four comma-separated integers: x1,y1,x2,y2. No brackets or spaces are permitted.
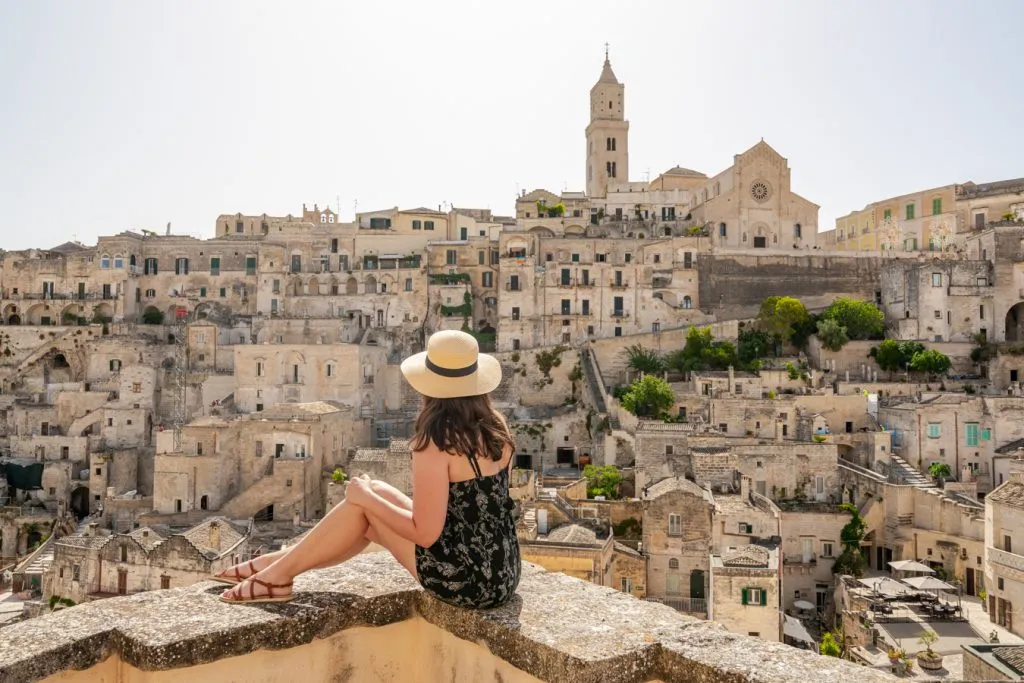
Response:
0,553,897,683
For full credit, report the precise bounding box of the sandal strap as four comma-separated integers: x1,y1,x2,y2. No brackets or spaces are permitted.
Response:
250,576,293,591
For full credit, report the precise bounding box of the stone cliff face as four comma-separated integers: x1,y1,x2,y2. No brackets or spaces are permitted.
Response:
0,552,896,683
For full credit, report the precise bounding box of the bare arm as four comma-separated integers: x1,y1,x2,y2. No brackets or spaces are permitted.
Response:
352,443,449,547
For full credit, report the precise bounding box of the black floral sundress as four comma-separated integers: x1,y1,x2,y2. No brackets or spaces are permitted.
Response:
414,452,520,609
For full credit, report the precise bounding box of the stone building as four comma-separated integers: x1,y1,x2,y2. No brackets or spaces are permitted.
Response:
984,460,1024,637
881,257,993,342
641,476,714,612
878,394,1024,494
709,544,781,641
152,402,363,521
45,516,251,604
347,439,412,496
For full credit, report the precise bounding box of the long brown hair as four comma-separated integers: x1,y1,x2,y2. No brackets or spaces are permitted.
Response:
410,393,515,462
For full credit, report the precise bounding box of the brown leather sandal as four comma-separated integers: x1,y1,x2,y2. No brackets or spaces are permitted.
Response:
219,576,294,604
210,559,259,585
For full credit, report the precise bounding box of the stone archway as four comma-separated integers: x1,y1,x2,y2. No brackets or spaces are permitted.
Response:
3,303,20,325
1006,302,1024,342
70,486,90,519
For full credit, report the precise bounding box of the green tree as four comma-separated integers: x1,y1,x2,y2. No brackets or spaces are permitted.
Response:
873,339,904,375
737,328,770,368
623,344,665,374
331,468,347,484
928,462,952,482
819,631,841,658
816,318,850,351
582,464,623,499
833,502,868,578
819,298,885,340
757,296,810,350
620,375,675,418
909,349,951,376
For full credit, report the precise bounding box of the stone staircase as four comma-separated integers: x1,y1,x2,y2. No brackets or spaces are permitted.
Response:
888,454,935,488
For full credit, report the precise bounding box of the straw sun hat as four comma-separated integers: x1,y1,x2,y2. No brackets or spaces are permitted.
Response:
400,330,502,399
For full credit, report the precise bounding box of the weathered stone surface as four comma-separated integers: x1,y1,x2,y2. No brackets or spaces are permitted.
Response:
0,552,895,683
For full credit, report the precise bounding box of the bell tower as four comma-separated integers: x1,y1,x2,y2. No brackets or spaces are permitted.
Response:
585,45,629,199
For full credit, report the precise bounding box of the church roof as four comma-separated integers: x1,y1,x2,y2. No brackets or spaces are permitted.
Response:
48,241,91,254
662,166,707,178
720,545,771,568
597,57,618,85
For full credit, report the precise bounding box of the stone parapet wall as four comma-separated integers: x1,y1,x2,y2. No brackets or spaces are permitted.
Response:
0,552,896,683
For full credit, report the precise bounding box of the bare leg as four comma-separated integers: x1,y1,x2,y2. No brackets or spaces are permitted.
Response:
215,481,413,580
221,481,416,599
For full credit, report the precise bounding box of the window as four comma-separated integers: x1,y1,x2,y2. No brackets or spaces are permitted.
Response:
822,542,834,558
668,558,679,569
719,423,728,433
509,275,520,291
965,422,979,446
109,359,122,372
927,423,941,438
424,221,435,231
210,257,220,275
742,588,766,606
113,254,124,269
412,220,422,230
560,268,571,286
571,253,580,263
905,204,915,220
512,339,520,351
794,223,802,239
161,576,171,590
738,522,753,534
446,250,457,265
931,273,942,287
121,546,128,562
934,310,941,319
100,254,111,269
199,287,207,297
932,198,942,215
482,272,493,288
73,564,81,582
665,444,674,455
246,256,257,275
144,257,158,275
884,209,891,220
719,222,727,237
511,307,520,321
405,278,414,291
620,577,633,593
998,577,1005,590
668,513,682,536
982,427,992,441
174,257,189,275
196,442,203,455
256,361,264,377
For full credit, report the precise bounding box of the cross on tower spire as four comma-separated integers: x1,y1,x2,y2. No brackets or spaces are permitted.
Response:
604,42,610,61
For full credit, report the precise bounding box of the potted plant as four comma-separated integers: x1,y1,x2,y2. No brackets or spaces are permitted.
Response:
916,629,943,671
887,647,903,665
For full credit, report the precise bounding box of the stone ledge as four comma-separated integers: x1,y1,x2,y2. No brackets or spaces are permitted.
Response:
0,553,895,683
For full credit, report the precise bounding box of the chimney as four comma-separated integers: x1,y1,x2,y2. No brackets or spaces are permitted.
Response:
87,523,98,537
740,475,751,500
208,521,220,550
1010,458,1024,484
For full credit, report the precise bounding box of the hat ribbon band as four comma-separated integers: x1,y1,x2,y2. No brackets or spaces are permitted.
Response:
425,357,478,378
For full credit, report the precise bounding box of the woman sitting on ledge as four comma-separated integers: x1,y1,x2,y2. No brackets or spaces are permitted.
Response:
215,330,521,610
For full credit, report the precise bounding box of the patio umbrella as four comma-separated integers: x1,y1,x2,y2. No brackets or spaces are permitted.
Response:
888,560,935,574
858,577,912,596
793,599,816,611
902,576,954,591
783,614,816,646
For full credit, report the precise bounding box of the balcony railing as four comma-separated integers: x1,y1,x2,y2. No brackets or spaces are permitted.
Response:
989,547,1024,573
611,310,629,318
646,596,707,615
609,282,629,289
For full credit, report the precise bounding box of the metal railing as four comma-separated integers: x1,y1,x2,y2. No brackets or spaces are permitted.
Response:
647,596,707,614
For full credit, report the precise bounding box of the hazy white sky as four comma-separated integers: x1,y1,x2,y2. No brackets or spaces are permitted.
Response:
2,0,1022,250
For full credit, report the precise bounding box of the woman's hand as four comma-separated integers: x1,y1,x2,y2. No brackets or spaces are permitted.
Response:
345,474,373,506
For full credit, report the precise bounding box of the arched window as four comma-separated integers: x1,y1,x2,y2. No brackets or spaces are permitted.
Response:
325,362,336,378
682,296,693,309
328,214,335,223
320,213,327,223
668,558,679,570
100,254,111,269
113,255,124,269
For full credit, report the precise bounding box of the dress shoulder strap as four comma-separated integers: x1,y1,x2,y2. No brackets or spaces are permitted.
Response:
464,450,483,479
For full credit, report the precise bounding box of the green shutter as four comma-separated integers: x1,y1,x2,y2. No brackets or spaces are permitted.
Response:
741,588,748,605
220,288,227,298
966,423,979,447
906,204,915,220
982,428,992,441
933,198,942,215
884,209,891,220
210,257,220,273
199,287,206,297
